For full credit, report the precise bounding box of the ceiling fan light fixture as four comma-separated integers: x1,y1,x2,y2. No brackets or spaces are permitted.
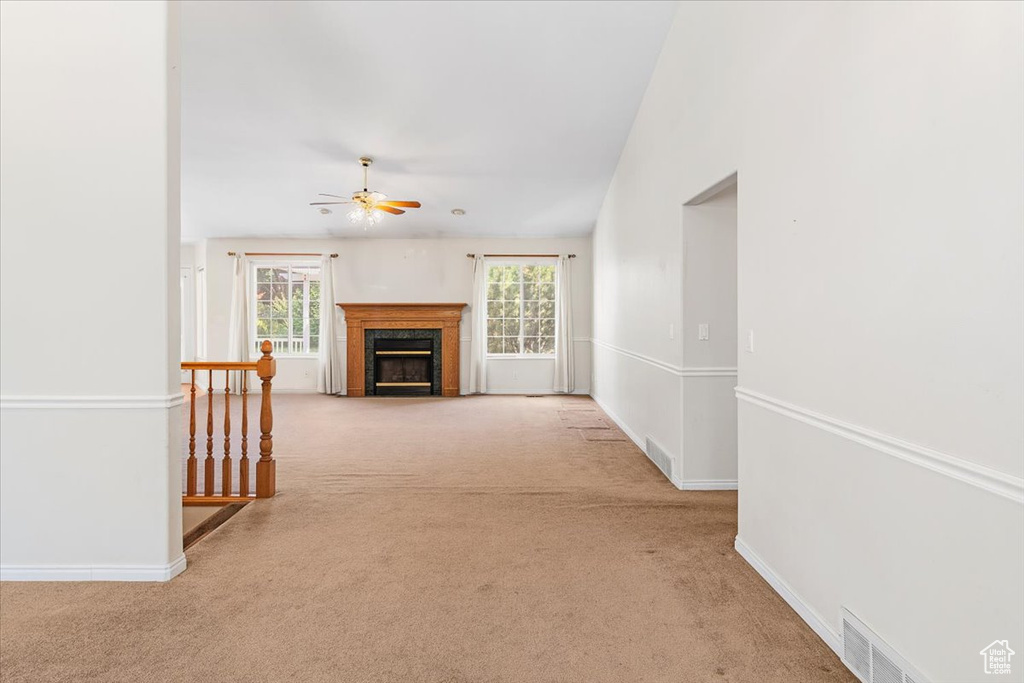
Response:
315,157,420,227
348,207,385,225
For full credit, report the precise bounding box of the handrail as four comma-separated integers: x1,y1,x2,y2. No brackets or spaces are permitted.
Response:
181,340,276,502
181,361,258,371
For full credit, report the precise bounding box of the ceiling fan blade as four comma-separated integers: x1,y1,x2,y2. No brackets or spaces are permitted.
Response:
318,193,350,199
309,201,353,205
378,201,421,208
375,205,406,215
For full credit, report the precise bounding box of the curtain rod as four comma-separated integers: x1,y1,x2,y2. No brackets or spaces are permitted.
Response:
466,253,575,258
227,251,338,257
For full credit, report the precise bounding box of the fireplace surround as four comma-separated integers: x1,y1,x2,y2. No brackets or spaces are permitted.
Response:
366,333,441,396
338,303,467,397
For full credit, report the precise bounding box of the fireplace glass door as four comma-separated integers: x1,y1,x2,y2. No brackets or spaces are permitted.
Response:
373,339,434,395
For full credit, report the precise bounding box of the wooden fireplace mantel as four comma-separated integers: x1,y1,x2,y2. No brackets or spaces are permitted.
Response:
338,303,467,397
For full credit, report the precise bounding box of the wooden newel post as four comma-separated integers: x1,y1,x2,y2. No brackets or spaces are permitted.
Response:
255,340,277,498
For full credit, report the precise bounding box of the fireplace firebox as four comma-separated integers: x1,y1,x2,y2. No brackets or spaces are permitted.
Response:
372,338,435,396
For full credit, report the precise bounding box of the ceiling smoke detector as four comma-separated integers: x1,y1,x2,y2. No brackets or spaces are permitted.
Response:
451,208,466,216
318,207,332,215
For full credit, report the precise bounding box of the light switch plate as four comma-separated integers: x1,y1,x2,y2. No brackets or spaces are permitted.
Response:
698,324,709,341
745,330,755,353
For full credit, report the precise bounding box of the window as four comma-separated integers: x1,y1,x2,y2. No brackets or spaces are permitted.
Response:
251,262,321,355
486,263,556,355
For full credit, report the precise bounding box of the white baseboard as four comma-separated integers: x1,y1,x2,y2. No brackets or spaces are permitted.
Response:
590,393,686,488
1,554,187,582
674,479,738,490
590,394,737,492
481,390,589,396
589,393,646,453
733,536,841,656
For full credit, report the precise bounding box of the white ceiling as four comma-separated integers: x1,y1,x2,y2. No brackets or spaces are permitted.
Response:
181,0,677,240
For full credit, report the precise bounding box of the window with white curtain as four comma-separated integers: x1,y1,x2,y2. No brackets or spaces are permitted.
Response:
250,262,321,356
486,262,557,356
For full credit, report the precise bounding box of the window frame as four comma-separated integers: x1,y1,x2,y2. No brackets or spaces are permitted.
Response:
248,259,322,358
484,258,558,360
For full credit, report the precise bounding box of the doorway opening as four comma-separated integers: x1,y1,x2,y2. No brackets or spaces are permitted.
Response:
679,173,738,489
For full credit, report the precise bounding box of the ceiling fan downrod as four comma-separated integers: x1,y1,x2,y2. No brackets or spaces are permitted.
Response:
359,156,372,192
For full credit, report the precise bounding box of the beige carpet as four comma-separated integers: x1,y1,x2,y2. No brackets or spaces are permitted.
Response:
0,395,853,683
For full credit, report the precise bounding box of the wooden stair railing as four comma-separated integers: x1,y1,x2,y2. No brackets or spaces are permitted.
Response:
181,340,276,503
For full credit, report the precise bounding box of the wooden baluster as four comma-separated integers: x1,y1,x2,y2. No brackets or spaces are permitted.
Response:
239,372,250,498
205,369,214,496
221,370,232,497
186,370,197,496
255,340,277,498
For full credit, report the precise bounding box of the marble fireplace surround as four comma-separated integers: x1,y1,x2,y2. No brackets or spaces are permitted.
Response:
338,303,467,397
365,330,442,396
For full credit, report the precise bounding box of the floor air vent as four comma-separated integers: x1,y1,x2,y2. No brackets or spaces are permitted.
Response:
644,437,673,481
841,608,928,683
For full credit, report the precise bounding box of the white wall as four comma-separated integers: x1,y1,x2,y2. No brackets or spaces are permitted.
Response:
593,2,1023,681
193,239,209,359
0,1,183,579
681,183,737,484
180,243,196,367
193,237,591,394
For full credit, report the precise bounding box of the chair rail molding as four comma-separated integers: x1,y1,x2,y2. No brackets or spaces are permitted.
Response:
590,339,736,379
590,338,682,376
735,386,1024,504
0,394,186,410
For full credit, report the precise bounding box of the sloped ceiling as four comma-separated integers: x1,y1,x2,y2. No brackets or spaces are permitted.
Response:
181,0,677,239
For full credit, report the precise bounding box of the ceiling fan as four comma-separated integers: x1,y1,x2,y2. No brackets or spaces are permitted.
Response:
310,157,421,226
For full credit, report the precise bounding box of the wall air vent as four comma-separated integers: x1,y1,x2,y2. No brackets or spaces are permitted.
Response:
841,608,929,683
644,437,673,481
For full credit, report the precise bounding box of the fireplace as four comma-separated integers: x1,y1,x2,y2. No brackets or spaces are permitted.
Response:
373,338,434,396
339,303,467,397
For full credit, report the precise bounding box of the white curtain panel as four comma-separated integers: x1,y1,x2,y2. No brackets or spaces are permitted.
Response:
227,254,250,394
553,255,575,393
317,254,342,395
468,255,488,394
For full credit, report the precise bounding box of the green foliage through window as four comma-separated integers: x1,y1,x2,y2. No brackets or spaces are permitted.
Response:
253,264,321,355
486,264,556,355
